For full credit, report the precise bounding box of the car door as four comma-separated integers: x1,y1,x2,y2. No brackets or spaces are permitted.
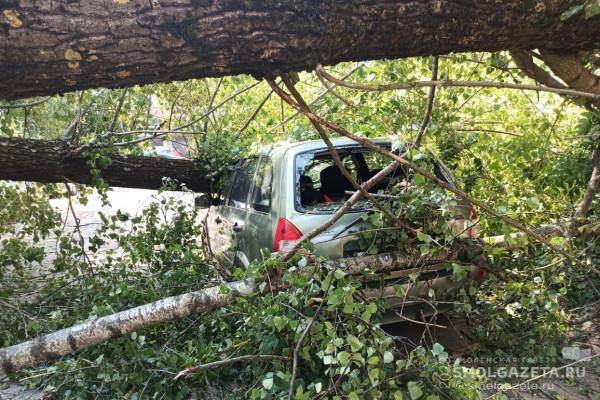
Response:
206,158,259,267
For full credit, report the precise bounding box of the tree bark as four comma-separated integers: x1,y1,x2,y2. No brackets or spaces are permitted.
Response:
0,279,256,377
0,137,216,192
1,1,599,100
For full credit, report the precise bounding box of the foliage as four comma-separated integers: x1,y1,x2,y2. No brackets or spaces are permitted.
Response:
1,52,599,398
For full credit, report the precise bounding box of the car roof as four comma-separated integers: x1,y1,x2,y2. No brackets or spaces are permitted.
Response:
257,137,392,157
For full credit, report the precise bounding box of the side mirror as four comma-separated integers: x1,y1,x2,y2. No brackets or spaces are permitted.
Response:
194,193,215,208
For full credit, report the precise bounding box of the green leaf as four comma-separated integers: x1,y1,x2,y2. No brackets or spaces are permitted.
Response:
348,335,364,352
407,381,423,400
272,316,286,331
262,375,274,390
413,174,426,185
348,393,360,400
367,355,380,366
416,231,431,243
383,351,394,364
337,351,351,365
334,269,346,280
394,391,404,400
431,343,444,356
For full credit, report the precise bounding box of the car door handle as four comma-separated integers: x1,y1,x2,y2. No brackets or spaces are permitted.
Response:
233,223,243,232
215,217,222,224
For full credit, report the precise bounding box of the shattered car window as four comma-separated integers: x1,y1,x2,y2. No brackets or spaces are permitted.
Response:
294,145,397,214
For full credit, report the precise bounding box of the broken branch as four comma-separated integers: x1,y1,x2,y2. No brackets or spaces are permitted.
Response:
0,279,256,377
175,354,289,380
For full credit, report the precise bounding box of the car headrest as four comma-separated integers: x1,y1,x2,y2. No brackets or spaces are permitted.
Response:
320,165,352,196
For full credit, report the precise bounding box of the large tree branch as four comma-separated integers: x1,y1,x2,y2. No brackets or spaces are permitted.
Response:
0,137,216,192
537,50,600,108
0,246,487,376
1,1,599,100
510,50,567,89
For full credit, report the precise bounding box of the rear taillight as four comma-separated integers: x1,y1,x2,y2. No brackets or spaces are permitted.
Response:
273,218,303,252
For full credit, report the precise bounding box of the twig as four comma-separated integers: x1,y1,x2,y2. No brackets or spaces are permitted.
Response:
315,65,600,101
174,354,289,380
315,71,357,108
454,128,521,137
0,97,50,110
268,65,362,132
574,144,599,218
236,89,273,134
414,56,439,147
108,88,128,133
288,294,325,398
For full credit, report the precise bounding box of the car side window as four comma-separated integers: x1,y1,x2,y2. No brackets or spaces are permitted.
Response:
250,157,273,213
228,158,259,208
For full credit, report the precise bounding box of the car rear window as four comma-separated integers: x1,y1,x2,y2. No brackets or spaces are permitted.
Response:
294,145,457,214
294,145,400,214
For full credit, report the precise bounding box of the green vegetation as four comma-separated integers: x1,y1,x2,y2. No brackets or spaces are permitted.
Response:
1,53,598,398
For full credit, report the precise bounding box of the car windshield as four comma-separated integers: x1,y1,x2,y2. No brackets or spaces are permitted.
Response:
295,144,409,214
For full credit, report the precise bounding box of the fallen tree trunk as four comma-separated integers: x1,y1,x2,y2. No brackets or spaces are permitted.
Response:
0,137,216,192
0,279,256,377
1,1,599,100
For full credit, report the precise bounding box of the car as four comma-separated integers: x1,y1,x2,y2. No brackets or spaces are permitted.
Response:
200,137,485,319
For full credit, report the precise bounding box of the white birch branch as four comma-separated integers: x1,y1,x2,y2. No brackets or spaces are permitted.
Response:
0,279,256,377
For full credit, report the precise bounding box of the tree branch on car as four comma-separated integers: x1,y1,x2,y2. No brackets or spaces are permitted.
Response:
269,75,596,274
275,76,401,225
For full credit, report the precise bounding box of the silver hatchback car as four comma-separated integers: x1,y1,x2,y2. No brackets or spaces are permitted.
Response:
203,138,484,310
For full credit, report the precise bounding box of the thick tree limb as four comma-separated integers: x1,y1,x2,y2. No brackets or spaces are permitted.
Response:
538,51,600,108
510,50,567,89
0,246,484,375
0,279,256,377
0,137,216,192
1,1,600,100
